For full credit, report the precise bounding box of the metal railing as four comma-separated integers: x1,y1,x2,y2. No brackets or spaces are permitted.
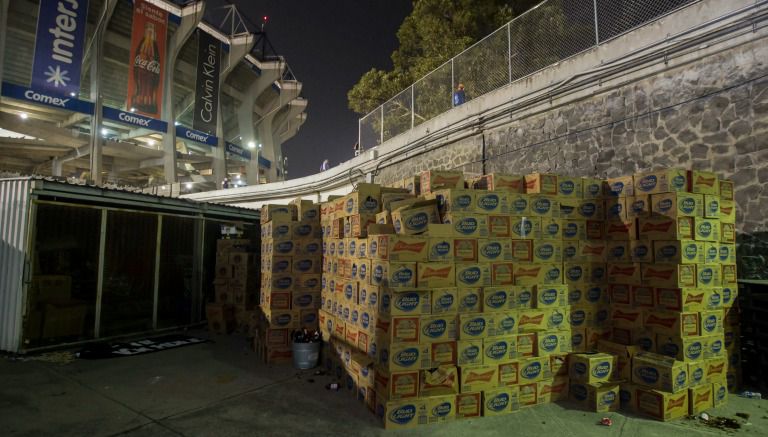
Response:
358,0,698,149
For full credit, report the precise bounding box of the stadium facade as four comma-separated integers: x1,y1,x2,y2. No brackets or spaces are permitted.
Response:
0,0,306,193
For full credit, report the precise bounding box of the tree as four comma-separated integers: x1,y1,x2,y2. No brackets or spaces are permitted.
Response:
348,0,539,116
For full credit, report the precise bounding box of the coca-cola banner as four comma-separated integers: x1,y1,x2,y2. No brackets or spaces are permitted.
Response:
193,30,222,135
126,0,167,119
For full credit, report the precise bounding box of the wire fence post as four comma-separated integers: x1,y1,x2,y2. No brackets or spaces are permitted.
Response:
380,105,384,146
450,58,455,107
593,0,600,45
507,22,512,84
358,117,362,151
410,85,415,129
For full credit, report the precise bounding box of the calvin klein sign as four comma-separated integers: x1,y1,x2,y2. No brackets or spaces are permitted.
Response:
193,30,221,134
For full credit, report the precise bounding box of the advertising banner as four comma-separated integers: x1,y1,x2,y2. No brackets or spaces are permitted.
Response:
31,0,90,96
126,0,168,119
176,125,218,147
102,106,167,132
225,142,251,160
1,82,94,114
193,30,222,134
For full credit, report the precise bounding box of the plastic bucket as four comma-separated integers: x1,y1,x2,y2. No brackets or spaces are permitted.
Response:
292,341,321,369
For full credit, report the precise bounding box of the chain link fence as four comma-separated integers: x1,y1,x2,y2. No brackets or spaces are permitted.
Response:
359,0,698,150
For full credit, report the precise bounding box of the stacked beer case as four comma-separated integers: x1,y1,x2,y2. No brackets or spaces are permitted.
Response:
208,237,259,335
319,172,582,430
255,200,323,364
597,169,737,420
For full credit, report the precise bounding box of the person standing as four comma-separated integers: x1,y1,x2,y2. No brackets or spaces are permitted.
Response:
453,83,466,107
353,142,362,157
320,159,330,171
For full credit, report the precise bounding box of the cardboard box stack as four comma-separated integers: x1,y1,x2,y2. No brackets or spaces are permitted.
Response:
316,169,739,428
208,237,259,335
591,169,737,420
255,200,323,364
319,173,578,429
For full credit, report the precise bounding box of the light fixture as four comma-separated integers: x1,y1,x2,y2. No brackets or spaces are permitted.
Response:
70,92,76,97
147,139,156,146
236,174,241,179
185,182,193,189
161,185,167,190
130,107,136,112
174,121,180,126
247,141,255,149
19,112,28,120
101,128,108,136
258,143,262,148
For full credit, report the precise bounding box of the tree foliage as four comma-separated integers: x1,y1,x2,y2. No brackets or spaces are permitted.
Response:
348,0,539,115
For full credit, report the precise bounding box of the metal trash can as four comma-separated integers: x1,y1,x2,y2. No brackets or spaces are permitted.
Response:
292,341,321,370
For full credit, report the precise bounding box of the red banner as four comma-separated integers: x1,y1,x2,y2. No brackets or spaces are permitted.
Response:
126,0,167,119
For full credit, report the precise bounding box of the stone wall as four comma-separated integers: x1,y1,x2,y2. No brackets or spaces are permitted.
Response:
375,39,768,279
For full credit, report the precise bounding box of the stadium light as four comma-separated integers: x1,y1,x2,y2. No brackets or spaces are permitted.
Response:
185,182,193,189
247,141,256,149
147,139,156,146
101,128,108,136
19,113,28,120
258,143,262,148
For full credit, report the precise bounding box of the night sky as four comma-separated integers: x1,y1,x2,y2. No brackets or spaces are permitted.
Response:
233,1,413,178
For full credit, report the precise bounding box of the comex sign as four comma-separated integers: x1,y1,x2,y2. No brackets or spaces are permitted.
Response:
176,125,218,147
102,107,167,132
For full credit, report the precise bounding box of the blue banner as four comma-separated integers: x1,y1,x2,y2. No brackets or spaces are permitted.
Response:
31,0,89,96
102,106,167,132
1,82,94,114
225,142,251,160
259,155,271,169
176,125,218,146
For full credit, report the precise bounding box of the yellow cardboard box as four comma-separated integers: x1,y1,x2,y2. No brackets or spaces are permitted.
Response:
694,218,720,242
604,219,636,241
509,240,534,262
630,240,653,262
634,169,688,195
483,386,520,416
720,221,736,243
537,330,572,356
557,176,583,198
510,216,540,239
577,199,605,220
378,397,425,430
696,264,722,288
559,198,580,220
427,341,457,368
453,238,478,262
490,262,514,286
636,388,689,421
719,200,736,223
604,176,634,197
656,334,706,362
607,263,642,284
703,194,720,219
487,312,520,337
689,170,720,195
427,237,453,262
380,289,431,316
688,360,707,387
655,287,706,312
378,342,430,371
430,288,458,314
457,340,484,366
514,263,563,286
375,262,417,288
653,240,704,264
483,336,518,364
457,288,483,313
582,177,604,199
475,191,509,214
390,202,440,235
533,240,562,263
700,310,723,336
539,218,563,240
644,310,700,337
570,382,619,412
534,284,568,308
428,188,476,214
519,382,539,407
638,216,694,240
416,262,456,288
419,366,459,397
519,356,552,383
498,361,520,387
650,192,704,218
478,239,515,262
507,193,531,216
516,332,537,357
420,170,464,194
455,263,492,287
478,173,525,192
455,392,482,419
374,368,419,400
604,241,631,263
524,173,558,195
642,264,696,288
689,385,714,415
487,215,511,238
528,195,560,218
483,286,516,312
627,195,651,219
459,313,489,340
375,316,420,343
569,353,614,383
632,352,688,393
421,394,456,424
420,314,457,343
460,365,498,393
443,213,489,238
374,235,428,262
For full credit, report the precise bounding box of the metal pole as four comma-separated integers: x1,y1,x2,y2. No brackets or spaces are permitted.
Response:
593,0,600,45
380,105,384,145
358,118,362,150
152,215,163,330
507,22,512,83
410,86,415,129
0,0,9,89
94,209,108,338
451,59,455,107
